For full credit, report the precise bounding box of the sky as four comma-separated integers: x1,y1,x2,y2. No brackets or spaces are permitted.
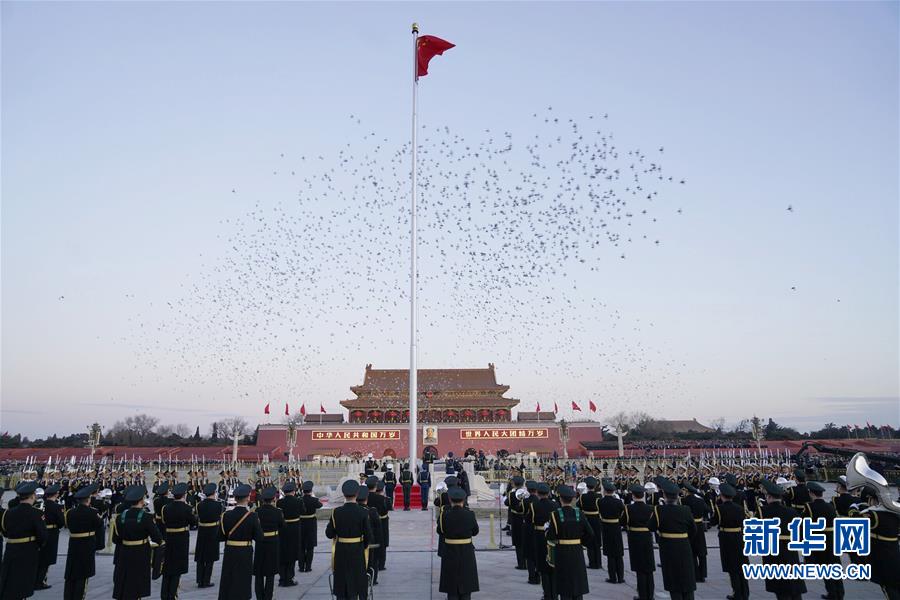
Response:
2,2,898,438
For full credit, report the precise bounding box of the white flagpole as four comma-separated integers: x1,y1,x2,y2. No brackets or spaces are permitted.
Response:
409,22,419,472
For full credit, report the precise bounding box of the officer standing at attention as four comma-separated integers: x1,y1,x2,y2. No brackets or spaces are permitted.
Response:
503,475,526,570
530,482,558,600
399,463,414,511
784,469,811,512
300,480,323,573
383,464,397,510
621,483,656,600
253,487,285,600
35,483,64,590
576,476,602,570
598,479,625,584
0,481,48,600
367,478,389,571
546,485,592,600
521,480,539,585
417,464,431,510
325,480,372,600
153,482,170,533
437,486,479,600
62,484,104,600
802,481,844,600
649,478,697,600
112,485,164,600
709,482,749,600
681,482,710,583
195,483,223,589
355,486,381,586
759,479,806,600
276,481,302,586
161,482,197,600
831,476,857,517
218,484,264,600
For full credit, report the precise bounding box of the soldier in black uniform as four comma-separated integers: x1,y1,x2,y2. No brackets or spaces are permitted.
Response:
801,481,844,600
0,481,48,600
160,482,197,599
153,481,170,533
521,480,539,584
218,484,264,600
417,464,431,510
367,478,389,570
577,476,602,569
63,484,104,600
364,455,378,477
195,483,223,588
547,485,592,600
399,464,414,511
622,484,655,600
649,478,697,600
681,481,710,583
710,482,749,600
254,487,285,600
300,480,322,573
503,475,526,570
530,482,557,600
598,479,625,584
383,464,397,510
759,479,806,600
35,484,64,590
849,485,900,600
356,486,381,585
437,486,479,600
325,480,372,600
784,469,810,512
831,476,857,517
112,485,164,600
276,481,302,585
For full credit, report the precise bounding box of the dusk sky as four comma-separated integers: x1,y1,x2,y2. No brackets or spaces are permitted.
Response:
2,2,898,438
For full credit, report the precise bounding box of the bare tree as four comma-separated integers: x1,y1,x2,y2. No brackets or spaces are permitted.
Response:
608,411,632,432
128,414,159,438
220,417,249,440
732,419,751,434
156,424,174,437
709,417,727,433
172,424,192,439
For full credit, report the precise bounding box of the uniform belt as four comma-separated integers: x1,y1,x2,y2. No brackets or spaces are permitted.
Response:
873,534,899,542
693,518,703,523
628,527,650,532
779,535,791,541
300,514,317,519
226,540,252,547
263,531,279,537
166,527,189,533
534,525,546,531
199,521,219,527
70,531,96,539
511,510,524,515
582,511,599,516
379,515,389,519
5,536,36,544
557,539,582,545
601,518,620,524
45,524,58,529
123,538,148,546
660,533,688,539
445,538,472,545
720,527,741,533
284,517,301,523
337,536,364,543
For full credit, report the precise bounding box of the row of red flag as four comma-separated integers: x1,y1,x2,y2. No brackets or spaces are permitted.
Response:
536,400,598,414
264,403,326,416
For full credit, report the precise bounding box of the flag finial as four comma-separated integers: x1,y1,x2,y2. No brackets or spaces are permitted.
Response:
412,22,419,34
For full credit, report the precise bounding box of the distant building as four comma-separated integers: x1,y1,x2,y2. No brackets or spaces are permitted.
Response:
644,419,715,435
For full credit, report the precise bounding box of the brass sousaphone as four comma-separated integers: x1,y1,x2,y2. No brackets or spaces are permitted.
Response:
845,452,900,515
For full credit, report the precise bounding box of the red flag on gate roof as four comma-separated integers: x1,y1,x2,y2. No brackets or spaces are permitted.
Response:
536,401,541,412
264,403,270,415
553,402,558,414
417,34,454,78
571,401,582,412
589,400,597,413
284,403,289,416
300,403,306,416
320,403,327,414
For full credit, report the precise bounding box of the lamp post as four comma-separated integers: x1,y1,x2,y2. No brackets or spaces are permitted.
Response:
559,419,570,460
87,423,102,465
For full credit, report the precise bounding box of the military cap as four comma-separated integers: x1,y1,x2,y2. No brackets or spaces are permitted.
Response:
794,468,806,481
719,482,737,497
583,476,598,488
124,485,146,502
172,483,189,498
445,476,459,487
282,481,297,493
629,484,645,495
44,484,61,496
761,479,784,497
557,485,576,499
302,480,314,493
682,482,700,495
449,486,466,502
807,481,826,494
365,476,379,489
601,480,617,492
724,474,738,487
659,478,680,495
202,483,218,496
156,482,170,496
537,482,551,495
511,476,525,486
342,480,360,497
73,484,97,499
356,486,369,501
260,487,277,501
233,484,252,499
525,480,537,491
15,481,37,496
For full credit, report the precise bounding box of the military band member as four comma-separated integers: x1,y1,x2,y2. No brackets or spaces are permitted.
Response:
325,480,372,600
153,481,170,532
218,484,264,600
598,479,625,584
622,484,655,600
300,480,323,573
547,485,592,600
710,482,749,600
681,481,710,583
831,476,856,517
759,479,806,600
503,475,526,570
521,480,539,584
35,483,64,590
160,482,197,600
356,486,381,585
801,481,844,600
399,463,414,511
417,464,431,510
650,478,697,600
63,484,104,600
276,481,302,586
253,487,285,600
368,478,389,570
530,482,557,600
784,469,810,512
849,485,900,600
383,464,397,510
112,485,164,600
0,481,48,600
577,476,602,569
437,486,479,600
195,483,223,588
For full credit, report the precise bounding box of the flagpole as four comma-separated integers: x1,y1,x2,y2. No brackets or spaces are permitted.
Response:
409,22,419,473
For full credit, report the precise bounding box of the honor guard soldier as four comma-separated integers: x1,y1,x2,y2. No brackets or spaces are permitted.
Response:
437,486,479,600
503,475,526,570
112,485,164,600
831,476,857,517
383,464,397,510
622,484,656,600
576,476,602,569
153,481,170,533
649,478,697,600
300,480,322,573
849,484,900,600
364,454,378,477
399,464,414,511
417,464,431,510
63,484,104,600
547,485,592,600
801,481,844,600
710,482,750,600
530,482,558,600
356,486,381,585
785,469,811,512
325,480,373,600
367,478,389,570
35,483,64,590
253,487,285,600
759,479,806,600
218,484,264,600
195,483,223,588
598,479,625,584
0,481,48,600
681,481,710,583
160,482,197,600
521,480,539,584
276,481,302,586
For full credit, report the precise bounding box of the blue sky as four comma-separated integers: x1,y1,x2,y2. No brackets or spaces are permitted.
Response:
2,2,898,437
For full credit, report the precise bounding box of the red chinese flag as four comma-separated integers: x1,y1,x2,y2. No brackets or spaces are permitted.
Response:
300,403,306,416
589,400,597,413
264,403,270,415
320,403,326,414
417,35,454,77
536,402,541,413
553,402,558,414
571,401,582,412
284,403,289,416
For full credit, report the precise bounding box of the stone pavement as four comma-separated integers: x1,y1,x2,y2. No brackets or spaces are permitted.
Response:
36,508,883,599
